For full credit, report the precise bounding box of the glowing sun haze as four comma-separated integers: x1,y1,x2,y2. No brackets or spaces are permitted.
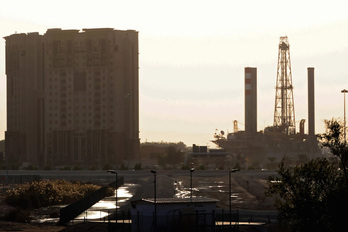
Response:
1,0,348,146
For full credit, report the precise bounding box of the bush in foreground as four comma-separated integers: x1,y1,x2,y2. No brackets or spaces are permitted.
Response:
4,180,102,209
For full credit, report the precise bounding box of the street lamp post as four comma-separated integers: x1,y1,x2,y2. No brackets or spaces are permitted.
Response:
342,89,348,142
107,170,118,221
229,169,240,230
190,168,195,202
151,170,157,231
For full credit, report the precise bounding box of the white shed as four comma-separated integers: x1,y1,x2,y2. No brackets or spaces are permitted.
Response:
131,197,218,232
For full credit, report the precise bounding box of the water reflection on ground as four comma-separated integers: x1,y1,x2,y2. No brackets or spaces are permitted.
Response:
174,179,243,206
32,183,137,223
75,183,137,220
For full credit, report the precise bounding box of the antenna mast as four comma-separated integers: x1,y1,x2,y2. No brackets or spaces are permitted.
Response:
273,36,296,135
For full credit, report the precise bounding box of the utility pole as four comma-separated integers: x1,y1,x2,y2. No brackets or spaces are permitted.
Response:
342,89,348,142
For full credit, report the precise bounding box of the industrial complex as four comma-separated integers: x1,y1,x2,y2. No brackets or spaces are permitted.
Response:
211,36,321,169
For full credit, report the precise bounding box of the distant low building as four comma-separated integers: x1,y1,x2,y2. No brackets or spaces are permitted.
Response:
185,144,233,169
131,197,218,232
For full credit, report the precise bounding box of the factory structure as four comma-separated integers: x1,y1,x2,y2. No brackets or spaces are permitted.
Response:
213,36,321,169
4,28,140,168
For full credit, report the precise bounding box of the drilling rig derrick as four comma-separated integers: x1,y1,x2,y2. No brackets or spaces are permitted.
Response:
273,36,296,135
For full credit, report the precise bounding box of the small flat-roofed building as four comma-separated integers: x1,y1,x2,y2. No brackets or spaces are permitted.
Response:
185,144,233,169
131,197,218,232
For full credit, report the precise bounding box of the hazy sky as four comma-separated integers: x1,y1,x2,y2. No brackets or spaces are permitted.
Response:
1,0,348,146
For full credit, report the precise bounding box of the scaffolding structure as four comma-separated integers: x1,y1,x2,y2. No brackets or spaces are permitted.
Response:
273,36,296,135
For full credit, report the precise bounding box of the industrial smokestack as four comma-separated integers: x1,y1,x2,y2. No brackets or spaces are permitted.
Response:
308,67,315,136
245,67,257,134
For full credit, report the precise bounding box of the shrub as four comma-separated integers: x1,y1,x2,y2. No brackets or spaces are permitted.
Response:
25,165,37,170
73,165,83,170
120,163,128,170
44,166,53,170
133,163,142,170
5,180,101,209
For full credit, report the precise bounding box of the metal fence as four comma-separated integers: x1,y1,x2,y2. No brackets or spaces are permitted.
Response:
75,209,243,232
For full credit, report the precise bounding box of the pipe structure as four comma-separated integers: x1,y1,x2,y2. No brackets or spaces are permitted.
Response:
150,170,157,231
308,68,315,137
245,67,257,134
190,168,195,203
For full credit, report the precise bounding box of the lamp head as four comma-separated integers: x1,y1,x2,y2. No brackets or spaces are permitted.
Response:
190,168,195,172
151,170,156,174
230,169,240,173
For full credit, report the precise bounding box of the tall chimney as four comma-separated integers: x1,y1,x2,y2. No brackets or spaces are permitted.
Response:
308,67,315,136
245,67,257,134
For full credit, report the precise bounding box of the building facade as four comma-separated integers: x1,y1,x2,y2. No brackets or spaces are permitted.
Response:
5,28,139,167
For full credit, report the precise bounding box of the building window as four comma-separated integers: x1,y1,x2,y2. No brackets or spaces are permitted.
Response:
74,72,86,91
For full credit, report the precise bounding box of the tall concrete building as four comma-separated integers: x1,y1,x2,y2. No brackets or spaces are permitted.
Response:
4,28,139,167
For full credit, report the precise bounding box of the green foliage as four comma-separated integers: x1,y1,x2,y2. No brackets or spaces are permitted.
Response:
133,163,142,170
25,165,38,170
319,118,348,182
157,146,184,168
197,165,205,170
267,119,348,232
10,163,19,170
181,164,189,170
60,166,71,170
44,165,53,170
267,158,348,232
120,163,128,170
5,180,101,209
73,165,83,170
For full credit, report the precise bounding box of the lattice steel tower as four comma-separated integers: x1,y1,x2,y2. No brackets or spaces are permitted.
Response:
273,36,296,135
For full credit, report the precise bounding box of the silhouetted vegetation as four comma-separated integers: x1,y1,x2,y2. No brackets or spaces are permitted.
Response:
157,146,185,168
319,118,348,183
59,166,71,170
267,119,348,232
25,165,38,170
120,163,128,170
4,180,105,210
133,162,142,170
